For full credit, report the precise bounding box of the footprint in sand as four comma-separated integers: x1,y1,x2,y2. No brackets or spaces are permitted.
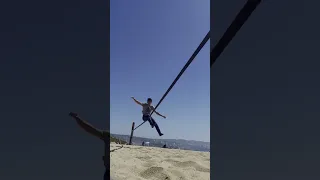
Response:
140,150,151,154
132,147,144,150
142,161,156,168
139,166,171,180
168,169,186,180
136,156,153,161
165,154,184,159
164,159,210,173
140,158,157,168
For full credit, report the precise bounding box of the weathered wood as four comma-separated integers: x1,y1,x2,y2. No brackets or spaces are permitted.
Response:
129,122,135,145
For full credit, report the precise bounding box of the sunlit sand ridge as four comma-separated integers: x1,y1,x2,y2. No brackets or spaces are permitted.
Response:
110,144,210,180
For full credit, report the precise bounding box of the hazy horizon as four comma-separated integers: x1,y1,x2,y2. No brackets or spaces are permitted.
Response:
111,132,210,143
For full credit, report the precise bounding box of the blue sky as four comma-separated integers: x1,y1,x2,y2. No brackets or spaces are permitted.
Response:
110,0,210,142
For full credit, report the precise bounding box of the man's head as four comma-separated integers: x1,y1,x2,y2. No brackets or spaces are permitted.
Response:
147,98,152,105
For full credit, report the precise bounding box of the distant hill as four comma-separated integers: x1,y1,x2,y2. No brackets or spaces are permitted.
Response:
107,133,126,145
110,133,210,152
110,135,127,144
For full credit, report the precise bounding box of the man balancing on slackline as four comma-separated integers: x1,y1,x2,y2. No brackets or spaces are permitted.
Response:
131,97,166,136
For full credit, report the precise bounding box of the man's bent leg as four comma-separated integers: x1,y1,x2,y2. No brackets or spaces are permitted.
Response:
143,115,154,128
150,117,163,136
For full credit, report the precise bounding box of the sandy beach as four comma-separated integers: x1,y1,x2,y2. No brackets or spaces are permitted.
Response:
110,144,210,180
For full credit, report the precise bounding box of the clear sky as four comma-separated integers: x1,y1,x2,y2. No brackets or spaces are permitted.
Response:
110,0,210,142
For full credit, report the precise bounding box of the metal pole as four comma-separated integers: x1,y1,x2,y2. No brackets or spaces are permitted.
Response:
129,122,135,145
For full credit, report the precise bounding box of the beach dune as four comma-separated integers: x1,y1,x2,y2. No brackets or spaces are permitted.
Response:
110,144,210,180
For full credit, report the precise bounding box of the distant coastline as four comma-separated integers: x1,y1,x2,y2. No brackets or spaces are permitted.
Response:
110,133,210,152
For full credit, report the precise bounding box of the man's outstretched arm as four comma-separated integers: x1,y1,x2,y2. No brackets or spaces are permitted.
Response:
69,112,104,140
131,97,143,106
154,110,166,118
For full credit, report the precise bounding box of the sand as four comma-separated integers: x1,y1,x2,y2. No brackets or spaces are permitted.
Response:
110,144,210,180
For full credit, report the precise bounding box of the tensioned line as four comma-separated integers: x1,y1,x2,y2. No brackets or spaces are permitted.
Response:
134,31,210,131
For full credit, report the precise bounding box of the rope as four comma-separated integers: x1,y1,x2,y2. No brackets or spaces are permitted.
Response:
211,0,262,67
134,31,210,131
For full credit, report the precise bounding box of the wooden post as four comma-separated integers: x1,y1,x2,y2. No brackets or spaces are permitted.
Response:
129,122,135,145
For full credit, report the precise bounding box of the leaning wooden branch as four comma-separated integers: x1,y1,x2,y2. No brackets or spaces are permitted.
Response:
69,112,110,140
68,112,111,180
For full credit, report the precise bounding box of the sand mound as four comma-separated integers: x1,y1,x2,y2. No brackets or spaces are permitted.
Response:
110,144,210,180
